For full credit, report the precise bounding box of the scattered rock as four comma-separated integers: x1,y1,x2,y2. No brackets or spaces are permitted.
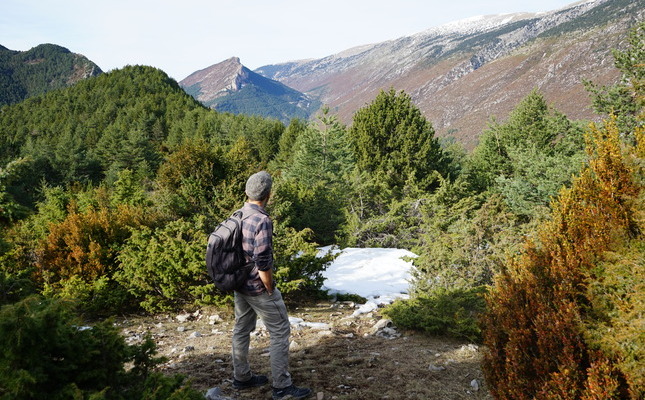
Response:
458,344,479,354
124,332,144,343
125,304,490,397
204,387,235,400
371,319,392,332
375,326,401,339
176,313,191,323
290,340,302,352
429,364,446,372
370,319,401,339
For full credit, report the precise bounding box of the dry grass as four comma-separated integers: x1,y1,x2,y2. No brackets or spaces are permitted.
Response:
119,301,492,399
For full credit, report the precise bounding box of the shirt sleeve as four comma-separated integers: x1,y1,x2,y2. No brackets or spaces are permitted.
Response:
253,217,274,271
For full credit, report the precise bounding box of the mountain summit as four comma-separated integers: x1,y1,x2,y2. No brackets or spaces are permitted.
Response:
180,57,319,123
180,57,248,103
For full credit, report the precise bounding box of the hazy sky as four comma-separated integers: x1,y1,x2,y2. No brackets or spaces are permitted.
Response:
2,0,583,80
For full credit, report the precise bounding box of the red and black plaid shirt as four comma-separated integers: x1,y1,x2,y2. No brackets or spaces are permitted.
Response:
238,202,274,296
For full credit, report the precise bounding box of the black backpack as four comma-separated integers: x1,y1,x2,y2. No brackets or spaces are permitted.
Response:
206,208,258,292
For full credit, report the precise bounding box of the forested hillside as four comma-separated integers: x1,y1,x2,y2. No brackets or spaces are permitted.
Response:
0,43,101,106
0,22,642,400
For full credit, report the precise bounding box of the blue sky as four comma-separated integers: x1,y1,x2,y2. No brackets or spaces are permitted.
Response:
2,0,583,80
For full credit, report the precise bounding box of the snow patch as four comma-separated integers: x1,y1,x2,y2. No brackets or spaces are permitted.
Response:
320,247,418,315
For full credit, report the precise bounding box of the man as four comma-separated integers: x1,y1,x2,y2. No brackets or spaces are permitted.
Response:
231,171,312,400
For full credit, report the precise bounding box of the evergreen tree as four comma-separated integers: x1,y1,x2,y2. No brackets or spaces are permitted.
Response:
273,118,308,168
284,107,353,186
585,21,644,138
0,158,32,224
271,109,353,245
469,90,586,218
349,88,447,193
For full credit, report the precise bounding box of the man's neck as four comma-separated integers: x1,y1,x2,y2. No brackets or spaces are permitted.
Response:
248,199,267,208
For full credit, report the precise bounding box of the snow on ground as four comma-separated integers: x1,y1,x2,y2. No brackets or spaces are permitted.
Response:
319,247,418,316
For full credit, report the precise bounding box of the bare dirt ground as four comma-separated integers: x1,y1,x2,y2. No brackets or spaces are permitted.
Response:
119,301,493,400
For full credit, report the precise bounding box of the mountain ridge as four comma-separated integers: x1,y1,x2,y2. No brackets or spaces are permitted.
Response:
251,0,641,147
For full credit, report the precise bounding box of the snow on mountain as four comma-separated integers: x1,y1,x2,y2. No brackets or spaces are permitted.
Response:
252,0,637,147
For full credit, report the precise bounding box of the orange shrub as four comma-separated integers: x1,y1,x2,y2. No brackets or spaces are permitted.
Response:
482,119,643,399
36,202,149,285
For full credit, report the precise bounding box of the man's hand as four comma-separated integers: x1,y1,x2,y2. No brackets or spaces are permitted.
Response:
258,269,274,295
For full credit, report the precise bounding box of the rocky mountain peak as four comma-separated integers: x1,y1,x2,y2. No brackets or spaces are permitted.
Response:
179,56,320,123
180,56,252,103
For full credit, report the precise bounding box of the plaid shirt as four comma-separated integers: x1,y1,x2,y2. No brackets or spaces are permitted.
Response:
238,202,274,296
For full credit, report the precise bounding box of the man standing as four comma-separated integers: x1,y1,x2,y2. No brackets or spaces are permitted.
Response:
231,171,312,400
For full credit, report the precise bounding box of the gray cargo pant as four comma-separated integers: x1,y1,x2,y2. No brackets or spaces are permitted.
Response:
232,289,292,389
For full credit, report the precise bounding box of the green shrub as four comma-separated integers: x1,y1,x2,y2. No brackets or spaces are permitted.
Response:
42,275,132,316
384,286,487,342
115,218,212,312
0,296,202,399
333,293,368,304
272,222,335,300
585,234,645,397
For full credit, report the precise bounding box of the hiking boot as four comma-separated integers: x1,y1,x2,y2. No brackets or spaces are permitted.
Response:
233,374,268,389
272,384,312,399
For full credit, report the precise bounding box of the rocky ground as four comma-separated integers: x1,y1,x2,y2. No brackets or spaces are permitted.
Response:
119,300,493,400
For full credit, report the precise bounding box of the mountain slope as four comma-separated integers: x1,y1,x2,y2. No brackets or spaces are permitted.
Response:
180,57,320,123
255,0,643,148
0,43,102,106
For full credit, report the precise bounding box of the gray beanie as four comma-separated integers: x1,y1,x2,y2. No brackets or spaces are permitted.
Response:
245,171,272,201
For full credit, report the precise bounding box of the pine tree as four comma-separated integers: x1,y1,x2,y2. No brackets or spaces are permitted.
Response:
585,21,644,138
469,90,586,218
349,88,446,193
285,107,353,186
